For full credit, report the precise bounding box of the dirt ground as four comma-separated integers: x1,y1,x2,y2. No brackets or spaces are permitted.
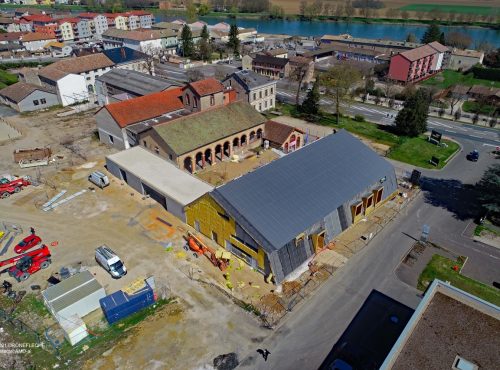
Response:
196,149,280,186
0,108,272,369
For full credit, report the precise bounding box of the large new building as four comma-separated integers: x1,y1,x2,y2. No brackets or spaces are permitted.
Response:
381,279,500,370
185,131,398,283
388,42,448,84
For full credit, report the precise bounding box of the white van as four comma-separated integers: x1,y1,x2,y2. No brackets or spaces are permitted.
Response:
88,171,109,189
95,245,127,278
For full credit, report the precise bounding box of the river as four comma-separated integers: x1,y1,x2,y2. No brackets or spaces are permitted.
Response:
157,15,500,48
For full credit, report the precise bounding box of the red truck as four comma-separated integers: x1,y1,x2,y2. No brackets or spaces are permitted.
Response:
0,175,31,199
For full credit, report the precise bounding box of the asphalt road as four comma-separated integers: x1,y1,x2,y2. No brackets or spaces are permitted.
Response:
237,89,500,369
276,88,500,148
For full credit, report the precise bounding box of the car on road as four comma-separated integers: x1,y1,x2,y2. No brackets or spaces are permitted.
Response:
466,150,479,162
14,234,42,254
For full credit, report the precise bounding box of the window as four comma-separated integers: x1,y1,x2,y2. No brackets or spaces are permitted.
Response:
193,98,198,108
169,154,173,160
33,100,39,106
40,98,46,104
210,94,215,106
259,91,262,98
265,89,268,97
264,100,267,108
212,231,218,244
154,146,160,154
253,92,256,100
259,103,262,111
186,94,190,106
143,140,147,147
108,135,114,144
270,98,274,106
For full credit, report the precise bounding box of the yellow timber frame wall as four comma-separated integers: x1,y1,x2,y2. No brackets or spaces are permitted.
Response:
185,194,266,270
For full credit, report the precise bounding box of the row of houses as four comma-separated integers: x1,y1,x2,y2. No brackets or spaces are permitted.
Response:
241,52,315,82
0,10,154,42
0,47,149,111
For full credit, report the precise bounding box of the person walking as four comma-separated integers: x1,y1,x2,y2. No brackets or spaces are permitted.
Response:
257,348,271,361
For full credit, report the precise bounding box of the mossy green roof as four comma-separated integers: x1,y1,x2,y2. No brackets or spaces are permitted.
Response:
153,101,267,155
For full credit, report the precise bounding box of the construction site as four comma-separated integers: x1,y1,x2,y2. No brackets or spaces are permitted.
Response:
0,105,419,369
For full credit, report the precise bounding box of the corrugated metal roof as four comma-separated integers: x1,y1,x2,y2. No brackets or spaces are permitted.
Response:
212,130,395,251
42,270,104,313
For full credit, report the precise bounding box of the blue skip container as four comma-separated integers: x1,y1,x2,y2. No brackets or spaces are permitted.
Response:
100,282,155,324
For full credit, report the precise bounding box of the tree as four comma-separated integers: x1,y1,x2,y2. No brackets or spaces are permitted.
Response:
270,5,285,19
300,0,308,17
483,48,500,68
290,61,310,106
345,0,355,19
406,33,417,43
454,109,462,121
446,85,464,115
385,8,398,18
198,25,212,61
227,23,240,58
180,25,194,58
476,41,494,53
421,23,442,44
141,45,160,75
445,31,472,49
186,69,205,82
394,89,429,137
321,63,361,124
186,0,197,23
198,3,210,16
300,79,320,117
476,164,500,224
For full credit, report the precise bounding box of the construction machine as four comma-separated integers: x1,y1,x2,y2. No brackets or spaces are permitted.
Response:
184,232,229,271
0,245,51,282
0,175,31,199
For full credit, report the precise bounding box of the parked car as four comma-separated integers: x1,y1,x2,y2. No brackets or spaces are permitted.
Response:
466,150,479,162
88,171,109,189
14,234,42,254
95,245,127,278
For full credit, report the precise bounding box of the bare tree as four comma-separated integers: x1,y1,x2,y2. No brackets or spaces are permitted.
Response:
290,61,310,106
446,85,464,115
141,45,161,75
383,78,395,103
445,31,472,49
321,63,362,124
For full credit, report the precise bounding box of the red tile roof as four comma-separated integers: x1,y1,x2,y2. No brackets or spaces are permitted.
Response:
428,41,449,53
21,15,54,23
20,32,56,42
126,10,152,16
0,32,27,42
104,87,184,128
399,45,437,62
187,78,224,97
264,120,304,145
57,17,80,24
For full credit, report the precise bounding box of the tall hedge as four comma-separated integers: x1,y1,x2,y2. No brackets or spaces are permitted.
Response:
471,66,500,82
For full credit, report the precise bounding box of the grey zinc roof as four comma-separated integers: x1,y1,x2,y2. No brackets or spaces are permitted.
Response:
211,130,395,251
226,70,274,91
42,270,103,313
97,69,180,96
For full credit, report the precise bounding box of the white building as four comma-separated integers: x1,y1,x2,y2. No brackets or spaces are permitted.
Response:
102,29,163,53
20,32,56,52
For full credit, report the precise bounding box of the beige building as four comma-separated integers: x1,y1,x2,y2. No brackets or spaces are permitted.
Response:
138,101,267,173
448,48,484,71
222,69,277,112
181,78,225,113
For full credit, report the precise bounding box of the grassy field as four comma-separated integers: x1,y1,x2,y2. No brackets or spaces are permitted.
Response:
422,70,500,89
400,4,498,15
387,136,459,169
275,103,459,169
418,254,500,306
0,69,18,89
